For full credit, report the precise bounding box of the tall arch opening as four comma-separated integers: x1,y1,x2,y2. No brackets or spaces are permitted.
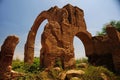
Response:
73,36,86,60
24,11,51,64
34,20,48,57
75,31,93,57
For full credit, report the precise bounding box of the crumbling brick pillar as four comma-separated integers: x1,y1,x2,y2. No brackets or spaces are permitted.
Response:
0,35,19,79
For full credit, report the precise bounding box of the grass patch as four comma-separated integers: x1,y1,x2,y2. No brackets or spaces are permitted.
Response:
12,57,119,80
76,58,88,64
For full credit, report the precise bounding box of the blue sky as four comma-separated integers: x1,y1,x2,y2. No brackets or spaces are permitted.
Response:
0,0,120,60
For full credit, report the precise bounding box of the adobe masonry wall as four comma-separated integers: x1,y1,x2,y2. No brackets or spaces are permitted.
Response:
0,4,120,76
0,35,19,79
24,4,120,73
24,4,93,69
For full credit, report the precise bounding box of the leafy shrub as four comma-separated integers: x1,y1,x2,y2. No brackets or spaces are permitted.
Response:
12,57,40,73
12,58,25,72
12,57,119,80
55,58,62,68
81,65,116,80
24,57,40,73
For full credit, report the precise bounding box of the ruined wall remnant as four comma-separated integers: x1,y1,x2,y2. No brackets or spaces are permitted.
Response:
0,35,19,79
24,4,120,73
24,4,93,69
88,26,120,73
0,4,120,79
106,26,120,73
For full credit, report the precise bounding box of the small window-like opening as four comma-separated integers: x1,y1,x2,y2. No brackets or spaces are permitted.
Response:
54,58,62,68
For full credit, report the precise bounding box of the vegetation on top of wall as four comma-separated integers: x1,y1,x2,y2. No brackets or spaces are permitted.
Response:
96,20,120,36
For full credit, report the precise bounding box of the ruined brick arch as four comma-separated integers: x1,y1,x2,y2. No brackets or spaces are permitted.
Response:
24,11,52,63
75,31,93,57
0,4,119,74
24,4,94,68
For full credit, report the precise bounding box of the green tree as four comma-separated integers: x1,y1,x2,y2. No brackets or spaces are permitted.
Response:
96,20,120,36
